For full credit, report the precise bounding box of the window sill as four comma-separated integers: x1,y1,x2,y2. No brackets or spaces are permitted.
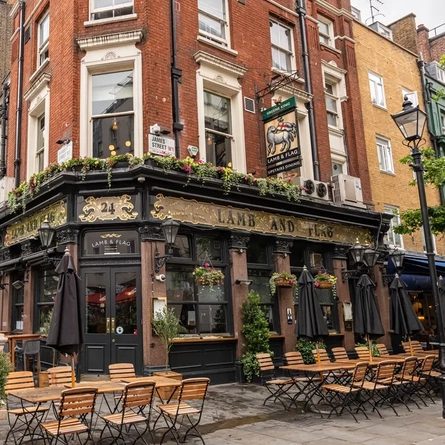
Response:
320,42,342,55
172,336,237,343
271,67,304,84
379,170,396,177
372,103,387,111
30,58,50,84
327,125,344,136
197,35,238,56
84,13,138,27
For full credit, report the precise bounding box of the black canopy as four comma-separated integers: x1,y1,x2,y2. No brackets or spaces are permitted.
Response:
353,274,384,339
296,268,329,340
390,274,423,336
46,250,84,356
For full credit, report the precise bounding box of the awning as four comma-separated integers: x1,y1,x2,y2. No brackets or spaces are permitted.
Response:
403,257,445,275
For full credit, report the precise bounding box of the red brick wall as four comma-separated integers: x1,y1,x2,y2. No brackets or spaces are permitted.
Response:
388,14,418,55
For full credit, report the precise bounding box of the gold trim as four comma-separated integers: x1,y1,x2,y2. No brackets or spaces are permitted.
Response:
79,195,138,222
101,233,122,239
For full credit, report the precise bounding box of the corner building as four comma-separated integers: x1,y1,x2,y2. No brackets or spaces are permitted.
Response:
0,0,390,381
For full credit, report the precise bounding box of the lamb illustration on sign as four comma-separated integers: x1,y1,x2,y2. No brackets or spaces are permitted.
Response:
266,116,297,155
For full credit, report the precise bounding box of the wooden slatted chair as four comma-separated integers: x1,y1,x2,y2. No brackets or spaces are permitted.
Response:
99,380,156,445
4,371,50,445
355,346,372,360
415,354,438,404
376,344,390,357
158,378,210,445
311,348,331,364
47,366,73,387
322,362,369,423
109,363,136,382
331,347,351,361
255,353,293,410
402,341,425,355
392,356,421,411
41,387,98,445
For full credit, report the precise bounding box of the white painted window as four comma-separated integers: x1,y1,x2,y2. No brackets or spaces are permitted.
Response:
332,161,346,176
421,226,437,253
441,114,445,135
402,88,418,107
325,81,340,128
376,136,394,173
38,12,49,66
90,0,133,21
36,114,45,173
318,16,334,47
270,19,294,73
369,72,386,108
198,0,229,47
384,205,403,248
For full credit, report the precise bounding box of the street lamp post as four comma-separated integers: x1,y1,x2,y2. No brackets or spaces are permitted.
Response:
392,96,445,418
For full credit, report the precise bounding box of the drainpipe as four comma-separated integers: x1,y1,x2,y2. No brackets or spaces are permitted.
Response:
417,56,445,205
14,0,26,189
0,81,9,178
296,0,320,180
170,0,183,157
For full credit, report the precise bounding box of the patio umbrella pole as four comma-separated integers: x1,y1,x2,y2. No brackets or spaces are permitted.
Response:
316,342,321,366
408,335,414,356
367,334,373,362
71,354,75,388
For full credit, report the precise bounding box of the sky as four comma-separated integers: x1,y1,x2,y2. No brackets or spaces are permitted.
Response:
350,0,445,31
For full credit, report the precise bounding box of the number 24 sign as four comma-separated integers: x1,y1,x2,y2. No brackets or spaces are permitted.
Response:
79,195,138,222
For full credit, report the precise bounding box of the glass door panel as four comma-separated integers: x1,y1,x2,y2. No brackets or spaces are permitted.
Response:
85,272,108,334
114,272,137,335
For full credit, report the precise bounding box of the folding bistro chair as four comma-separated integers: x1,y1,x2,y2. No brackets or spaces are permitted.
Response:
109,363,136,382
99,380,156,445
376,344,390,357
256,353,294,410
392,356,421,411
311,348,332,364
158,378,210,445
331,347,351,361
322,362,369,423
355,346,371,360
47,366,73,387
415,354,438,404
4,371,50,445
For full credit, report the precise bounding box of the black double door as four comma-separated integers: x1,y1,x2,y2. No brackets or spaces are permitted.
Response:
81,266,142,375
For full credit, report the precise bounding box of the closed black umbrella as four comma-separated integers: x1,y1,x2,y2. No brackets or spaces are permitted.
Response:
296,267,329,364
390,274,423,355
46,249,83,387
354,274,384,361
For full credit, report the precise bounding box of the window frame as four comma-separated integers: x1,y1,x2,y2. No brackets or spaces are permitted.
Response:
402,88,418,107
324,80,340,128
90,0,134,21
198,0,230,48
376,136,394,174
384,205,404,249
368,72,386,108
421,226,437,253
36,114,45,173
11,272,24,332
34,268,58,334
441,113,445,135
37,12,49,67
269,18,295,74
318,16,334,47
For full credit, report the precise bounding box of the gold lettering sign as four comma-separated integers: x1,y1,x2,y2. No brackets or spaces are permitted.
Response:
79,195,138,222
151,195,372,245
5,200,67,246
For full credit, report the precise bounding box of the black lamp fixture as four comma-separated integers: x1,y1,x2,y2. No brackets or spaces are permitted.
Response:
235,279,253,286
391,95,445,418
154,216,181,273
349,238,366,266
38,217,56,249
389,248,405,271
342,239,379,281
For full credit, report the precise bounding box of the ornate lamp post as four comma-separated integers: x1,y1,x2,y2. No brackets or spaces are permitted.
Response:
391,96,445,418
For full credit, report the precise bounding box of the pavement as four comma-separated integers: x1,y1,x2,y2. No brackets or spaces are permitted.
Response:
2,382,445,444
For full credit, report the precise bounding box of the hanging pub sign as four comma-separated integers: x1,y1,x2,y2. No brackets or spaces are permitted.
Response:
262,97,301,176
78,195,139,222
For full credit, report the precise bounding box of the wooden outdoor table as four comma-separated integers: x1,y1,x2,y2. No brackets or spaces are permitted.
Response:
281,363,356,373
9,386,64,404
6,334,41,369
120,376,182,388
334,356,408,366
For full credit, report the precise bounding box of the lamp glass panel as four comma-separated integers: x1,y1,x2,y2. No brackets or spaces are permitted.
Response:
349,244,365,265
363,249,379,267
38,222,55,247
162,220,180,245
390,251,405,269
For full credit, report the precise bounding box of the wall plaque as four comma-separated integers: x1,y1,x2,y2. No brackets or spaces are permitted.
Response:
151,194,372,245
79,195,138,222
5,200,67,246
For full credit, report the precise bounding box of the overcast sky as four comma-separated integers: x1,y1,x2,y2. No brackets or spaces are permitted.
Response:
351,0,445,31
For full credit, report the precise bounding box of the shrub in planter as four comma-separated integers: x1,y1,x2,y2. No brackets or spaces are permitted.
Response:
0,352,12,403
296,339,327,364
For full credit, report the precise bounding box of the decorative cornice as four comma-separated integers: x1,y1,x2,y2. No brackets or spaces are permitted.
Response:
332,246,349,260
138,224,164,242
23,73,51,102
20,240,38,256
228,235,250,250
266,0,298,17
274,240,293,254
77,30,144,51
276,85,313,103
56,228,80,245
0,248,11,262
194,51,248,77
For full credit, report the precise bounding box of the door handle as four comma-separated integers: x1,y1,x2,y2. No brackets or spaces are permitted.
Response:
106,318,110,333
111,318,115,332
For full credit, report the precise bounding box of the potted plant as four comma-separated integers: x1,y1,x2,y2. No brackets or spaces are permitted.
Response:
314,271,337,289
193,263,224,291
269,272,297,295
240,290,272,382
0,351,12,418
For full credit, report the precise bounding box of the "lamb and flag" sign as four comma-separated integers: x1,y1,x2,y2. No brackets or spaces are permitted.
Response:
262,97,301,176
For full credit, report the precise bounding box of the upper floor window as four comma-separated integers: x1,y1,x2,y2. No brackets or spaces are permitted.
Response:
90,0,134,20
36,114,45,173
91,70,134,159
441,114,445,135
325,81,340,128
368,72,386,108
318,16,334,47
38,12,49,66
198,0,228,47
384,205,403,248
270,19,294,73
376,136,394,173
402,88,418,107
204,91,232,167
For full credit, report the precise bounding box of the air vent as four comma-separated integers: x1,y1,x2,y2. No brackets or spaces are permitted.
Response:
244,97,255,113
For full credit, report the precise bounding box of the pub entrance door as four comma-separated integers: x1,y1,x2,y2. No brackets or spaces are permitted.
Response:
81,266,142,375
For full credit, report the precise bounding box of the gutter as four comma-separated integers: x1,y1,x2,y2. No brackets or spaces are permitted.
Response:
0,81,9,178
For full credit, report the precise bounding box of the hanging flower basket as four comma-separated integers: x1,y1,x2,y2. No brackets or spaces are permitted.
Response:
314,272,337,289
275,277,294,288
193,263,224,291
317,281,333,289
269,272,297,295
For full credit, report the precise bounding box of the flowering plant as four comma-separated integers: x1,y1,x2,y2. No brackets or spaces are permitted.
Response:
193,264,224,291
314,272,337,287
269,272,297,295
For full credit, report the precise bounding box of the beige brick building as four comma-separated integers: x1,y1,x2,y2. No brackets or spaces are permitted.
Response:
353,20,445,256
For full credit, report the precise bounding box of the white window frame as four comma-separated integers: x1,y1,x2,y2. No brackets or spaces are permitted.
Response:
376,136,394,174
89,0,134,21
36,114,45,173
269,18,295,74
198,0,230,48
318,16,334,47
441,114,445,135
402,88,418,107
195,51,247,173
37,12,49,67
368,72,386,108
421,226,437,253
324,80,340,128
78,33,143,158
384,205,404,249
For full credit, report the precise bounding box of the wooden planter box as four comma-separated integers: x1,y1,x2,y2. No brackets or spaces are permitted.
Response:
38,371,49,388
153,370,182,401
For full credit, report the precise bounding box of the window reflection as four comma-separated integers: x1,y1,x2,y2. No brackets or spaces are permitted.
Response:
85,273,107,334
115,272,137,334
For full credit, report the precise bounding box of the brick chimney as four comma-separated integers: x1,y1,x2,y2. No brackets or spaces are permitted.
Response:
417,24,432,62
388,14,418,54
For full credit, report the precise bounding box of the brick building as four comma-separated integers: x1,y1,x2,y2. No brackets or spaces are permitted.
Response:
0,0,391,380
0,0,12,84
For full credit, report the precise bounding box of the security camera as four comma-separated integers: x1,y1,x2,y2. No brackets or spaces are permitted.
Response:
150,124,161,135
156,274,166,282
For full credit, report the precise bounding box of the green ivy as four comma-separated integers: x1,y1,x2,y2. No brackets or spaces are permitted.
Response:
0,351,12,401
